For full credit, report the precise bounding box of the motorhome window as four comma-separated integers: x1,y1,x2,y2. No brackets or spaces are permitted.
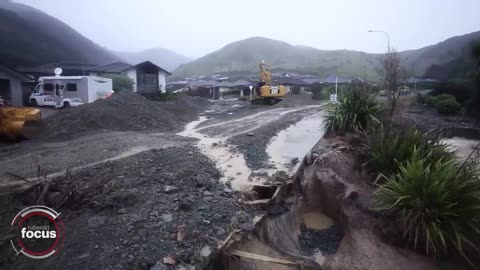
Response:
66,83,77,91
44,83,54,92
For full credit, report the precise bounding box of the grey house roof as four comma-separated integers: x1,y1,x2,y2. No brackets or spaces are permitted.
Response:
0,65,31,81
216,80,252,88
87,61,133,73
126,61,172,76
16,62,98,74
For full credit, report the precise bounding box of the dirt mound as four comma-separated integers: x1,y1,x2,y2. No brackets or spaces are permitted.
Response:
41,91,210,139
175,94,211,112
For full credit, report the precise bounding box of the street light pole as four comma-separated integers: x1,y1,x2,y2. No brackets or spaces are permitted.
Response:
368,30,390,53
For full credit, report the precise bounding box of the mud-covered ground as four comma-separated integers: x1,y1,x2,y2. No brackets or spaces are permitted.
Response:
0,93,325,269
227,109,316,170
0,147,258,270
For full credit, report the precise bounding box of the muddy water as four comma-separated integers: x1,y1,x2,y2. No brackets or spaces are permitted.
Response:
178,106,325,190
442,137,480,160
178,116,254,190
266,111,326,174
302,211,334,231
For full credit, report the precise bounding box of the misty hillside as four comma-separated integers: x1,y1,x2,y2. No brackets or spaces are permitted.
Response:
0,1,117,67
173,37,381,80
402,31,480,80
173,32,480,80
116,48,191,72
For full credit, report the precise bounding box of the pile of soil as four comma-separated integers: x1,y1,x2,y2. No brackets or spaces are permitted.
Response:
0,147,254,270
41,91,210,139
175,94,211,112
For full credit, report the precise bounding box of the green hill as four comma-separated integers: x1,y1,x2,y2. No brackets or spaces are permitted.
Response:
0,1,117,67
173,37,381,80
173,32,480,81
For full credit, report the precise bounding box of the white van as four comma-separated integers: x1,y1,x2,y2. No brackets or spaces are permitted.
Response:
29,76,113,108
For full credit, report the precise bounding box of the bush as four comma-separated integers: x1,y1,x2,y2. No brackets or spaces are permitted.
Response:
424,95,436,106
435,99,461,114
324,88,382,133
432,94,456,105
431,80,474,104
373,150,480,263
102,74,134,92
367,127,454,177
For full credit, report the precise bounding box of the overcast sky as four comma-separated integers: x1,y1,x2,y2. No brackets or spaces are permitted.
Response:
15,0,480,58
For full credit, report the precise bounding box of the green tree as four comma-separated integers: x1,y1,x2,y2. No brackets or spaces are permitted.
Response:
102,74,134,92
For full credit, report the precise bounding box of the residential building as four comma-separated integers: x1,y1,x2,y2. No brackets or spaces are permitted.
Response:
0,66,31,106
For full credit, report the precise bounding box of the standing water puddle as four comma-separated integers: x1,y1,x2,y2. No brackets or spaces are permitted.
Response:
266,111,326,174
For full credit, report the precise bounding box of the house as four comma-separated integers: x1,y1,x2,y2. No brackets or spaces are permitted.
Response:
0,66,31,106
91,61,171,94
17,61,172,94
274,77,309,93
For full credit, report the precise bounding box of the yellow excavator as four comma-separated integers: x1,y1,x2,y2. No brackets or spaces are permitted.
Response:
251,60,286,105
0,98,42,140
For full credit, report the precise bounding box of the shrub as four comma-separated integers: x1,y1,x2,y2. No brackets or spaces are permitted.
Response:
432,94,456,105
324,88,381,133
367,127,454,177
102,74,134,92
431,80,474,104
424,95,436,106
373,151,480,264
435,99,461,114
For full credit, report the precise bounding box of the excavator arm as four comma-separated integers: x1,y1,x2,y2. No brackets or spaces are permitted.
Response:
259,60,272,85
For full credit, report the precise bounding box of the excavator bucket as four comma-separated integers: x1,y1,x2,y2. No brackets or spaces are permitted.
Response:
0,107,43,140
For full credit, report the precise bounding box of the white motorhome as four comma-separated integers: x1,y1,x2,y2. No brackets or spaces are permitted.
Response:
29,76,113,108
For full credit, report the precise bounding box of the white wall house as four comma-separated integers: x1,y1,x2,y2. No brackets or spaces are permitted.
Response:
87,61,171,94
122,61,170,94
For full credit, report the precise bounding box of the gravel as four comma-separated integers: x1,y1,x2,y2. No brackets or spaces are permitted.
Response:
40,91,210,139
0,146,255,270
227,111,306,170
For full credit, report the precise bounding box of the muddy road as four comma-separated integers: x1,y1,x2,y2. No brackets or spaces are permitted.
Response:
0,94,327,270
